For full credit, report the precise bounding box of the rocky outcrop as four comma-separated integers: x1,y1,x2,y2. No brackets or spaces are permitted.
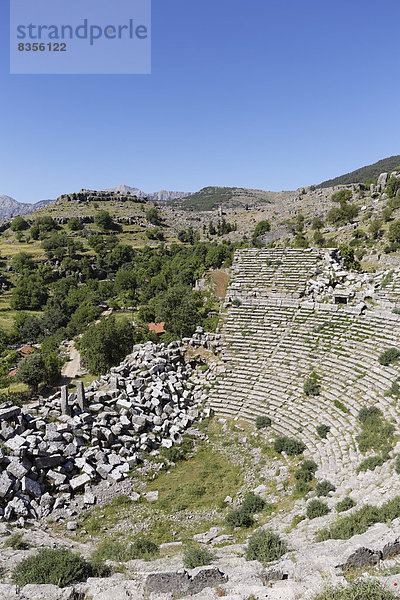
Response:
145,566,228,595
0,331,221,523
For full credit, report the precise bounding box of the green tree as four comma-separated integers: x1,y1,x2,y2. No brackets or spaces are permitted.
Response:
68,217,83,231
17,352,46,393
155,285,203,339
388,220,400,243
146,207,162,226
252,220,271,247
12,252,35,274
10,216,29,232
11,274,48,310
95,210,114,231
78,316,135,374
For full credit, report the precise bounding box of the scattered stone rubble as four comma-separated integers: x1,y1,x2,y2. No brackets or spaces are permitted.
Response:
0,330,221,523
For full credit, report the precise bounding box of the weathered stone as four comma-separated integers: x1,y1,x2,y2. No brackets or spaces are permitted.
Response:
70,473,91,491
22,476,42,498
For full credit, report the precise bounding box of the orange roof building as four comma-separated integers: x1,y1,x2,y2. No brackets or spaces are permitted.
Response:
20,345,34,357
148,322,166,335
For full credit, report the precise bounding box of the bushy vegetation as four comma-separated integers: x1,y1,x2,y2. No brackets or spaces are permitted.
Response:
245,530,288,564
356,406,394,455
12,548,109,588
255,416,272,429
316,424,330,439
183,545,214,569
395,454,400,474
92,537,159,562
357,455,385,473
379,348,400,366
4,532,30,550
317,496,400,540
306,499,330,519
315,480,336,497
225,493,265,528
274,436,306,456
304,372,321,396
294,460,318,495
336,497,355,513
311,579,397,600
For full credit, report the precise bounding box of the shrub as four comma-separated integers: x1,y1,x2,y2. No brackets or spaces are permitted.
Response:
300,460,318,474
357,455,385,473
129,538,159,560
12,548,109,588
316,424,330,439
274,436,306,456
255,416,272,430
245,530,288,564
311,579,397,600
183,546,214,569
303,372,321,396
315,480,336,497
395,455,400,474
356,406,394,455
225,508,254,528
241,493,265,514
336,497,355,513
379,348,400,366
318,496,400,540
306,500,330,520
4,533,30,550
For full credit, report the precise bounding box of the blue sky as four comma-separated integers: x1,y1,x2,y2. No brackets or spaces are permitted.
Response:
1,0,400,203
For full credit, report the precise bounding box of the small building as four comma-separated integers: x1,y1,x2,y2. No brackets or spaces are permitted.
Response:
148,322,166,335
20,345,34,357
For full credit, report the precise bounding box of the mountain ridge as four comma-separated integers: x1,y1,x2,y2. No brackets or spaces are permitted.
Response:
318,155,400,188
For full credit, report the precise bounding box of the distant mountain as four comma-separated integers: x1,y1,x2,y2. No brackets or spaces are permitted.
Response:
108,184,192,202
0,195,55,220
318,155,400,188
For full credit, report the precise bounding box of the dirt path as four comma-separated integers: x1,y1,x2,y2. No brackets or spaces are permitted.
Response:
61,342,81,379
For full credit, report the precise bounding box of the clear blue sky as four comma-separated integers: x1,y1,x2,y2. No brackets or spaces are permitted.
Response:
1,0,400,203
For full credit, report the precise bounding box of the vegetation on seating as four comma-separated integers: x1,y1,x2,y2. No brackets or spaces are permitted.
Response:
306,499,330,520
315,480,336,497
245,530,288,564
378,348,400,366
12,548,109,588
357,455,385,473
356,406,394,456
294,460,317,495
255,416,272,429
336,497,356,513
316,424,330,439
316,496,400,541
274,436,306,456
304,371,321,396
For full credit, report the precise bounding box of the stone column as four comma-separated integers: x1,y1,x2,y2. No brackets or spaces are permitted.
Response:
76,381,85,412
60,385,69,415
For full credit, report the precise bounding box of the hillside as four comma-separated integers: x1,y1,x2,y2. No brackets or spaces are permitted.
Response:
178,185,293,211
318,155,400,188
